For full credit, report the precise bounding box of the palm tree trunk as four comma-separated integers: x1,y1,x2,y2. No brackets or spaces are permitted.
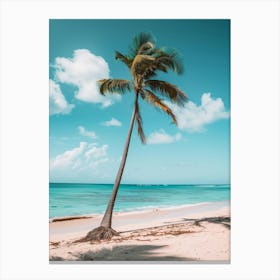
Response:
100,93,139,228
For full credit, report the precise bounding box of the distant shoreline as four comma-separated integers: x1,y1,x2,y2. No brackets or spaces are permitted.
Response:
49,200,229,222
50,182,230,186
50,183,230,218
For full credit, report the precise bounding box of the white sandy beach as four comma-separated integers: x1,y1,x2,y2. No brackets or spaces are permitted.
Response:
50,201,230,262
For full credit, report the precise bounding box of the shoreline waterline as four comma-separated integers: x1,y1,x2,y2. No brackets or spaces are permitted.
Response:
50,183,230,218
49,200,229,223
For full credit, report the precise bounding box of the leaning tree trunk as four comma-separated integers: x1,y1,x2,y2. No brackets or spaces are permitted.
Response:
100,96,138,228
80,93,139,242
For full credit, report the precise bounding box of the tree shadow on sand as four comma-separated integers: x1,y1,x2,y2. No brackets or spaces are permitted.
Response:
182,216,230,229
50,245,196,261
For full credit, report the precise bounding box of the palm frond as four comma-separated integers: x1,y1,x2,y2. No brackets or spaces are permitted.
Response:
138,48,184,79
98,79,131,95
138,42,155,55
145,80,188,106
153,48,184,75
115,51,133,68
141,90,177,125
135,101,146,144
130,54,155,78
129,32,156,57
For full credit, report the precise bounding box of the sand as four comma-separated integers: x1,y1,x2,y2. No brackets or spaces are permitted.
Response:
49,201,230,262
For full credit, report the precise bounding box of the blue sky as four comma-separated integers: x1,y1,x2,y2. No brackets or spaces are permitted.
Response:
49,19,230,184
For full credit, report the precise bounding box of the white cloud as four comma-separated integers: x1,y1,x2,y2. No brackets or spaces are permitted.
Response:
88,157,109,169
49,79,74,115
50,142,108,171
147,129,182,144
102,117,122,127
78,126,97,139
85,144,108,160
50,142,87,169
53,49,121,107
166,93,229,132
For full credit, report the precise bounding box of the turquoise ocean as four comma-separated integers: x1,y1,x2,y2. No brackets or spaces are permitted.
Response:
49,183,230,218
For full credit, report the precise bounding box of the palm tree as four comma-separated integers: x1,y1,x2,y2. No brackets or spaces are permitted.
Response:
82,32,188,241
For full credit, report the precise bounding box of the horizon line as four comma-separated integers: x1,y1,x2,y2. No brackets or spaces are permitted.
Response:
49,182,230,186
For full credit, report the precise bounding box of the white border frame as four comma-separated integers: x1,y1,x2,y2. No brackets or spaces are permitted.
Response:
1,0,279,279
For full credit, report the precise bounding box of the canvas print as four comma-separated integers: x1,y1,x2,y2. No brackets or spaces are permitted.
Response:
49,19,230,262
